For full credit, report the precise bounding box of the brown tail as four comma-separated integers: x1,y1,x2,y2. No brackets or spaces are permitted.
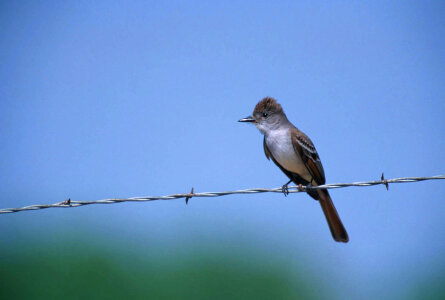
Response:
317,189,349,243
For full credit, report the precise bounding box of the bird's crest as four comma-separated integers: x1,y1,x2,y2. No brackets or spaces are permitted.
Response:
253,97,283,114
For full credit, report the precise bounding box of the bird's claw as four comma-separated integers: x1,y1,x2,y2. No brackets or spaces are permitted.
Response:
281,183,290,196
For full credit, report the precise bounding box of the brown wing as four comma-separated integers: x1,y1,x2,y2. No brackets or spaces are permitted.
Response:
290,127,326,185
289,129,348,242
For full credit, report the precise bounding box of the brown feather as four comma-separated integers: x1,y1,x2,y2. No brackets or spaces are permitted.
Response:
290,127,326,185
289,127,348,242
253,97,283,115
317,189,349,242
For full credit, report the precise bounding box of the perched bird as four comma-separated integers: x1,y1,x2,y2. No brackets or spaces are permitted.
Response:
239,97,349,243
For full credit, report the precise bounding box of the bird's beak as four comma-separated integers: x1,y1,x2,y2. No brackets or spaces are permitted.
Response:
238,115,255,123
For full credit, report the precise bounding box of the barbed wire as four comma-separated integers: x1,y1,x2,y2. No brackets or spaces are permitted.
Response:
1,174,444,215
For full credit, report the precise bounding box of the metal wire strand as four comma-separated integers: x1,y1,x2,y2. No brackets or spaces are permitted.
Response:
1,175,444,214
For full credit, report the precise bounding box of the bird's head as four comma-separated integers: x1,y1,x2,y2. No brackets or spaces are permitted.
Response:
238,97,287,134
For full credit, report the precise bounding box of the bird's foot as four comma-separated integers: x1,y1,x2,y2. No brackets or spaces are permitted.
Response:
281,180,293,196
282,184,289,196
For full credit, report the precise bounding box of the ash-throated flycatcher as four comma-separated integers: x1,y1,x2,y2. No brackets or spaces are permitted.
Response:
239,97,349,243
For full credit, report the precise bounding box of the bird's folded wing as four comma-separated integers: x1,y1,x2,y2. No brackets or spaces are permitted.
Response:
290,127,326,185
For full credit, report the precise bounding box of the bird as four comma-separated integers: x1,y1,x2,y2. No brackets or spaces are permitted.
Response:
239,97,349,243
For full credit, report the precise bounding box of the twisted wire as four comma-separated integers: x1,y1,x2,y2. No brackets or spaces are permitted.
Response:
1,175,444,214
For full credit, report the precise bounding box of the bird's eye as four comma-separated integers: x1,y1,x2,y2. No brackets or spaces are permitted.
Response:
262,113,268,118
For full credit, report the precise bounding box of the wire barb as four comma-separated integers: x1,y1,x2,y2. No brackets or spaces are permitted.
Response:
55,198,71,206
1,175,444,215
185,188,194,205
381,173,389,190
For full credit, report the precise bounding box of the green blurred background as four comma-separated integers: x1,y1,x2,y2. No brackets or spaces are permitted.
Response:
1,233,444,299
1,237,323,299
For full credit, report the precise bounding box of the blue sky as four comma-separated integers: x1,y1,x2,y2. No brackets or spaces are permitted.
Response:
1,1,445,299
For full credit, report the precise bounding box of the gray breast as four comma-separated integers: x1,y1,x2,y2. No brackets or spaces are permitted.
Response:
265,129,312,181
